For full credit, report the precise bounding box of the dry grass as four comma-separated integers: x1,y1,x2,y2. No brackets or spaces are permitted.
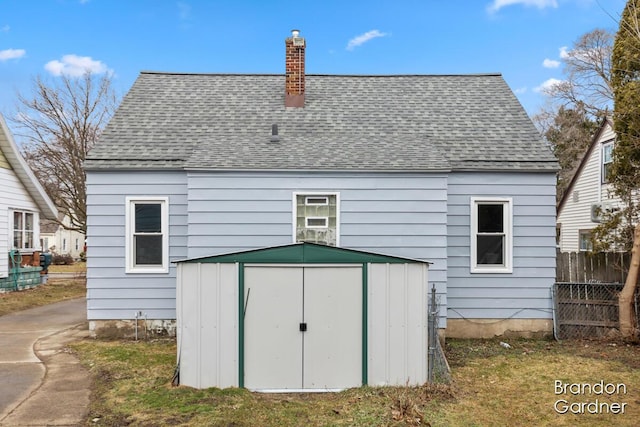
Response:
48,261,87,274
71,336,640,426
71,339,453,426
0,278,86,316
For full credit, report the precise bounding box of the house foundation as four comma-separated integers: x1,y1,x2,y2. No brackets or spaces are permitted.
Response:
89,319,176,339
446,318,553,339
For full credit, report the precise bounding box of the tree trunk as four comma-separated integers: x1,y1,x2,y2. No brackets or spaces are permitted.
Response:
619,223,640,337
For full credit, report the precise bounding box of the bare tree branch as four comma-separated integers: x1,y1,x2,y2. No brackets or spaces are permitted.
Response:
11,72,118,234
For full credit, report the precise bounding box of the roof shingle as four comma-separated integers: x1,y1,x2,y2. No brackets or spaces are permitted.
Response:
86,72,557,172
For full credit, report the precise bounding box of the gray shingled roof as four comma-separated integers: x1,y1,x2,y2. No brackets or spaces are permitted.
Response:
85,72,557,171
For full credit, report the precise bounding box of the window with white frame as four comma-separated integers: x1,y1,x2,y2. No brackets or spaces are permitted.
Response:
62,238,67,252
126,197,169,273
294,193,338,246
602,141,614,183
75,238,79,251
579,230,593,252
12,210,36,250
471,198,512,273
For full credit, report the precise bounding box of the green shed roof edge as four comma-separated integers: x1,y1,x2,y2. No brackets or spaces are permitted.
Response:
174,242,431,265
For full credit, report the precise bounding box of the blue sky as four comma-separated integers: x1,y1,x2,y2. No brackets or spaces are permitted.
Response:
0,0,628,132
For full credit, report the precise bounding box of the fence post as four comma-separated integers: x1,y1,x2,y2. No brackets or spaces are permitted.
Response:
427,283,436,383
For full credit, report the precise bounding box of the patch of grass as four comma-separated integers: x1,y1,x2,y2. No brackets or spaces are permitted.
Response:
0,278,86,316
71,339,452,426
48,261,87,274
72,337,640,426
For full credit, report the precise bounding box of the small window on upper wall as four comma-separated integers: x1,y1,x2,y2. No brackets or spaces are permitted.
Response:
471,198,512,273
602,141,614,183
294,193,338,246
126,197,169,273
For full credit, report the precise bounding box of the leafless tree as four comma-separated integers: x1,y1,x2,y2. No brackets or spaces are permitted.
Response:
542,28,614,118
12,72,118,233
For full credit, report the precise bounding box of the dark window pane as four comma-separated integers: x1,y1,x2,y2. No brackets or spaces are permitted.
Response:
25,213,34,231
477,235,504,265
14,231,22,249
478,204,503,233
135,204,161,232
14,212,22,231
135,235,163,265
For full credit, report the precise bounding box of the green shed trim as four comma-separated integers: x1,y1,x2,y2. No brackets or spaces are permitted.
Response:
176,242,430,265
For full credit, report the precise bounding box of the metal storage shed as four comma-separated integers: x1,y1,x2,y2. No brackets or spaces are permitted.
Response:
176,242,430,392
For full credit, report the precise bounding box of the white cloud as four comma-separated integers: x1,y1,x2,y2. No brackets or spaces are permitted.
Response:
346,30,389,51
1,25,9,32
559,46,570,58
487,0,558,13
534,77,563,93
0,48,26,61
513,86,527,94
44,54,111,77
543,58,560,68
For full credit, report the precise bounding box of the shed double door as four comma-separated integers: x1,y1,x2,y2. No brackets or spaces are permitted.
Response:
243,265,362,391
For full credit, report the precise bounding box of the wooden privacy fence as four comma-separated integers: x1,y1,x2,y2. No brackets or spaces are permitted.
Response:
556,250,630,283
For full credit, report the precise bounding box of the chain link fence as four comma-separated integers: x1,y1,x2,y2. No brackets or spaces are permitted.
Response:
428,284,451,383
553,282,640,340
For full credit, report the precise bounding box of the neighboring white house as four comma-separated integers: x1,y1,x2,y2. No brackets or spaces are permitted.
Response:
0,114,58,281
85,30,558,340
40,214,86,259
557,118,621,252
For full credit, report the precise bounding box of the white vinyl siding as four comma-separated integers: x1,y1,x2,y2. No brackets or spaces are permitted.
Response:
0,166,41,277
557,122,618,252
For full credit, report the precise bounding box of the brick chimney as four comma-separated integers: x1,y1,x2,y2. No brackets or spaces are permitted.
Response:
285,29,305,108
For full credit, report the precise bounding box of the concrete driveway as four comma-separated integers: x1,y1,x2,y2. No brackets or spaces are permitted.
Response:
0,298,90,426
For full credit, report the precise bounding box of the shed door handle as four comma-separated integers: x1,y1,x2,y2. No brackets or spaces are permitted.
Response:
299,322,307,332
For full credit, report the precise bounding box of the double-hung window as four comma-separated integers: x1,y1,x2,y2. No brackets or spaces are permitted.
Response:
470,198,512,273
293,193,339,246
126,197,169,273
12,210,36,250
602,141,614,183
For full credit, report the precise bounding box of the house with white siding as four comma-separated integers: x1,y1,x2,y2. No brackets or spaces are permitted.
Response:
0,114,58,287
85,30,558,339
557,118,618,252
40,214,86,259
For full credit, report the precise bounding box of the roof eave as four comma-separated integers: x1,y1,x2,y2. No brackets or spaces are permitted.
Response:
557,116,613,214
0,115,58,220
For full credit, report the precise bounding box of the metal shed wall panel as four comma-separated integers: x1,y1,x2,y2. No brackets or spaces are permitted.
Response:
368,263,428,386
177,262,238,389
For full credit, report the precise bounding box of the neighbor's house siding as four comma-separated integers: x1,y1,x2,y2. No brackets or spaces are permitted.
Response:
557,123,615,252
0,166,40,278
447,172,557,321
86,171,188,320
